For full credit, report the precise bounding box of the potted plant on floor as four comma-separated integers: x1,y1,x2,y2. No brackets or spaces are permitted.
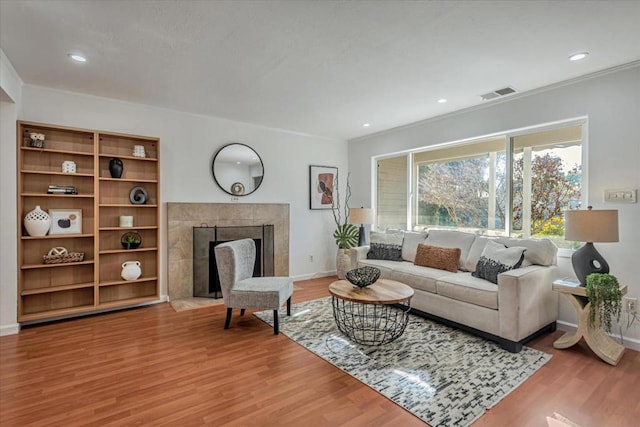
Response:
585,273,622,332
332,173,359,279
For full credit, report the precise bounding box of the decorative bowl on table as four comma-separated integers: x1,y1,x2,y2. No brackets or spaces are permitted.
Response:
345,266,381,288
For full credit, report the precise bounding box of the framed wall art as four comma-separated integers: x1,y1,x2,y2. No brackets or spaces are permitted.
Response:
309,165,337,210
49,209,83,234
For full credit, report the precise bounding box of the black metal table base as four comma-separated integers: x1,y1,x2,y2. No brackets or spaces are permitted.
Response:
331,297,411,346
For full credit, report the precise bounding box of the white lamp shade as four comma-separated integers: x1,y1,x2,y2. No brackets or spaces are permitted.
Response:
349,208,374,225
564,209,619,243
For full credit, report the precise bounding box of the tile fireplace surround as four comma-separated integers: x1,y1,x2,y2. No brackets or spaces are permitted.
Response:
167,203,290,300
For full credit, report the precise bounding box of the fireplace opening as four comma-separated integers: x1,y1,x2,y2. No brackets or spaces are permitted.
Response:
193,225,274,299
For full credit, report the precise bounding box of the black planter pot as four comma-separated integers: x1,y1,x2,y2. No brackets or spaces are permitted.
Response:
109,158,123,178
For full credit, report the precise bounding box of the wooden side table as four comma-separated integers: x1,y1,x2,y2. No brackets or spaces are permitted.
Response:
552,280,627,366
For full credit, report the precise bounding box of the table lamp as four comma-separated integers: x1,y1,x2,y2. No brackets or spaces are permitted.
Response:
564,206,618,285
349,207,374,246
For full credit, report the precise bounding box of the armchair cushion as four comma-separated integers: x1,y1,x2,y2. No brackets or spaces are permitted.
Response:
230,276,294,309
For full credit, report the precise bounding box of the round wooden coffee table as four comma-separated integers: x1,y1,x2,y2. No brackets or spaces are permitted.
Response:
328,279,414,346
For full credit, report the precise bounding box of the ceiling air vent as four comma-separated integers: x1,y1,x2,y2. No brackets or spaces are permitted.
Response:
480,86,517,101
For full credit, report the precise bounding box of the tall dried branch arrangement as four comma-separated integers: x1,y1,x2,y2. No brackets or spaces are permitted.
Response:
331,172,351,227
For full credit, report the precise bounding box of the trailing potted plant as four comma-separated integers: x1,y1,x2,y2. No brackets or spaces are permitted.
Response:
331,173,359,279
585,273,622,333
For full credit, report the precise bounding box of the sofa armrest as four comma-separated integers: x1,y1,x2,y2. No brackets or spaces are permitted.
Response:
497,265,560,341
347,246,370,264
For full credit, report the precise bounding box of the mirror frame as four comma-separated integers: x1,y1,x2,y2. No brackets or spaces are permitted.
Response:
211,143,264,196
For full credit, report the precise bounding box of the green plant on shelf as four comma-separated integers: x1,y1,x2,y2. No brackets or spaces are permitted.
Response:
585,273,622,333
121,232,142,250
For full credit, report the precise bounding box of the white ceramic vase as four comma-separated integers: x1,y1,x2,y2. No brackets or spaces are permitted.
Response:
24,205,51,236
336,248,351,280
121,261,142,281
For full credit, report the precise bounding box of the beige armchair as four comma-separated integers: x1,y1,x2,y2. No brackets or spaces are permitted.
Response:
214,238,293,334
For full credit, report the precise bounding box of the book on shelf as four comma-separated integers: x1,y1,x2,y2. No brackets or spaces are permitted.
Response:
47,185,78,194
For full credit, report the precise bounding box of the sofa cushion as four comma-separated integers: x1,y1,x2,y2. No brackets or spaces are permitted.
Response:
387,261,450,293
425,229,477,271
472,240,526,284
401,231,428,262
436,273,499,310
367,231,403,261
496,237,557,266
358,259,400,272
414,244,461,273
464,236,494,272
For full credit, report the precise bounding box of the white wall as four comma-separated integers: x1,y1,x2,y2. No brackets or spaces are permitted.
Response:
0,49,23,335
348,64,640,348
0,83,348,332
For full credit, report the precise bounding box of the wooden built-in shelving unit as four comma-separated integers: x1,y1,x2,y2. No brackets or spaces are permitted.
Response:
17,121,160,322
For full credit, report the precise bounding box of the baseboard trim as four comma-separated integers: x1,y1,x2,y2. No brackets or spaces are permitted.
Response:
291,271,336,281
0,323,21,336
19,296,168,328
556,320,640,352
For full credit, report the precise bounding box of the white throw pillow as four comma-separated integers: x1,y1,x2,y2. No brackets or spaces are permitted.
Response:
496,237,557,266
472,240,527,284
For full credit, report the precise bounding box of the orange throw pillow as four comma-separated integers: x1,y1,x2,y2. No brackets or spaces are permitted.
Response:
414,244,461,273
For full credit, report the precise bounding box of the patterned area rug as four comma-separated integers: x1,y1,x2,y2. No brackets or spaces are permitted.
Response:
255,297,551,426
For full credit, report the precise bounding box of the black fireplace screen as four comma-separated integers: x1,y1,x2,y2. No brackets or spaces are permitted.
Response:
193,225,275,298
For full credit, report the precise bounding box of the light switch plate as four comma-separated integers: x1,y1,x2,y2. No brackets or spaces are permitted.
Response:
604,188,637,203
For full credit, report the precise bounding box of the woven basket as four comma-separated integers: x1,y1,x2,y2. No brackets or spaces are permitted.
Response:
43,252,85,264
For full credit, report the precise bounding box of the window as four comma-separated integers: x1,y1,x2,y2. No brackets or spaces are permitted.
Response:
379,122,583,247
415,137,507,235
376,155,408,230
511,126,582,248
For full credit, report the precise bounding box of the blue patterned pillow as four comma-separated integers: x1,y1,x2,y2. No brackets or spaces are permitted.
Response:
472,240,526,284
367,231,404,261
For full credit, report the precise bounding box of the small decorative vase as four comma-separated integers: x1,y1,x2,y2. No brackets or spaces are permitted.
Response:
121,260,142,281
109,158,123,178
336,248,351,280
24,205,51,236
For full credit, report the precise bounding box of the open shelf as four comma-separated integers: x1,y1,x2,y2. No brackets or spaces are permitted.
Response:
21,282,95,296
21,260,94,270
21,146,95,157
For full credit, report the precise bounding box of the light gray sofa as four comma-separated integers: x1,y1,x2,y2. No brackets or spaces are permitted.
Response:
348,229,560,352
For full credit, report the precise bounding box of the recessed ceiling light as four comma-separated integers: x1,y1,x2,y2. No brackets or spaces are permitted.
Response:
68,53,87,62
569,52,589,61
437,98,447,104
362,123,371,127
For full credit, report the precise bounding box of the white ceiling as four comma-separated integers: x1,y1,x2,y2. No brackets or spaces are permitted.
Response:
1,0,640,140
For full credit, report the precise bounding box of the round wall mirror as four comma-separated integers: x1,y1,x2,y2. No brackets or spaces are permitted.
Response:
211,143,264,196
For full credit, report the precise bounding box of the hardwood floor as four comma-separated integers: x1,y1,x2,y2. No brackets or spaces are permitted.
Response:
1,276,638,426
